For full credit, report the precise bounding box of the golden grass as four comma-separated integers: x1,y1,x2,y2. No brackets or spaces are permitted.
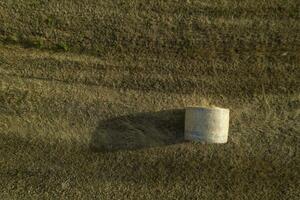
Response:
0,0,299,199
1,44,299,199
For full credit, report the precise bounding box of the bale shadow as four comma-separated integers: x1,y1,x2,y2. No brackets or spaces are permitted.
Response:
90,109,185,152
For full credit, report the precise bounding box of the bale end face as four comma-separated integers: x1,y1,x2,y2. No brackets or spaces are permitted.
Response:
184,107,230,143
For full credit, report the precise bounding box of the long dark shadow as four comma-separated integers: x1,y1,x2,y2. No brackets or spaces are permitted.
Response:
90,109,185,152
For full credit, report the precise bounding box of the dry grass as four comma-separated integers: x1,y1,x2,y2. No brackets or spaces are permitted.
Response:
0,0,300,199
0,0,299,55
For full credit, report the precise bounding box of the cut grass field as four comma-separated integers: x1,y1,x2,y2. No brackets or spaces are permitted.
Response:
0,0,300,199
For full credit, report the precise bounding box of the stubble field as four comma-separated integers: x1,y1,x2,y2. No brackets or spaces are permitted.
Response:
0,0,299,199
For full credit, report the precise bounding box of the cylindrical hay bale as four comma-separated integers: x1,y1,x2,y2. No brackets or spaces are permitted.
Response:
185,107,230,143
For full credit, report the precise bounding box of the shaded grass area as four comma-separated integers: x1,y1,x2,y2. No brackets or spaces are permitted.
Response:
90,109,185,152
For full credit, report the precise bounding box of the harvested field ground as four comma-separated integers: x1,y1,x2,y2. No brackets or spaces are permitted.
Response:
0,0,299,199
